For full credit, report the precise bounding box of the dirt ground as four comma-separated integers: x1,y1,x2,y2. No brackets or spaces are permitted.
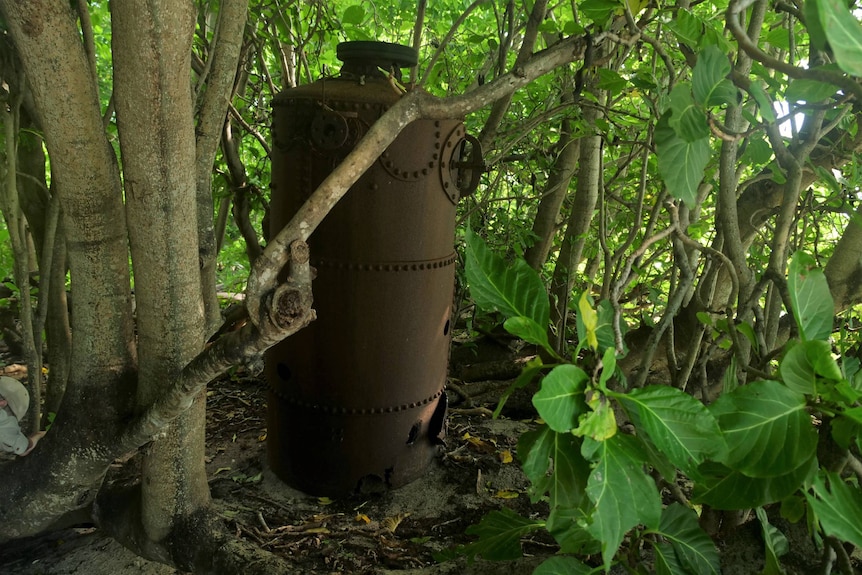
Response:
0,345,842,575
2,370,560,575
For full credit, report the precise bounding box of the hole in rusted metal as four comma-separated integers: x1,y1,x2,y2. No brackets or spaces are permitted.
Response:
356,473,387,495
406,421,421,445
277,363,292,382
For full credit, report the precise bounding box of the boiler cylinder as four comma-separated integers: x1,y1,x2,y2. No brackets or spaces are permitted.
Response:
265,41,478,496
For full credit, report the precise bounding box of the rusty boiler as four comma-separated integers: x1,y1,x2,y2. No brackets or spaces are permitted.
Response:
265,41,480,496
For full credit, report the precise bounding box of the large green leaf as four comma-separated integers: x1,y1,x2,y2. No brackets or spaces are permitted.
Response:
342,5,365,24
668,83,709,141
532,365,589,433
654,542,687,575
518,424,590,508
755,507,789,575
815,0,862,77
805,0,829,50
807,471,862,548
547,506,600,555
693,46,737,107
465,226,549,327
579,0,618,24
785,78,838,103
582,435,662,571
652,503,720,575
460,508,545,562
788,251,834,341
708,380,817,478
780,339,843,395
692,455,816,510
666,10,705,47
749,82,777,123
504,316,554,355
613,385,727,477
532,555,595,575
655,114,711,207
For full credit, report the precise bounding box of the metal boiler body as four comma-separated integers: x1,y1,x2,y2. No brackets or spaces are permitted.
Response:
265,42,475,496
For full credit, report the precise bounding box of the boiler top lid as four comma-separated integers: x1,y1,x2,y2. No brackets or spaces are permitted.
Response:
336,41,418,69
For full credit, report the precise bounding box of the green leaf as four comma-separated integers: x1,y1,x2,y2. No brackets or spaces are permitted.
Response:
652,503,720,575
749,82,778,123
461,508,545,562
709,380,817,478
342,5,365,25
756,507,789,575
518,425,590,508
832,414,862,450
465,227,549,327
736,321,759,354
532,555,594,575
655,114,711,207
493,357,544,418
547,506,600,554
598,347,616,391
532,365,590,433
578,291,599,350
741,136,774,166
654,541,687,575
668,83,710,141
612,385,728,477
805,0,829,51
815,0,862,77
785,78,838,103
597,68,628,95
693,46,738,107
582,434,662,571
504,316,554,356
780,495,807,523
693,455,817,509
765,27,792,50
573,393,617,441
807,471,862,548
579,0,618,24
780,339,843,394
788,251,834,341
666,10,704,47
576,297,621,354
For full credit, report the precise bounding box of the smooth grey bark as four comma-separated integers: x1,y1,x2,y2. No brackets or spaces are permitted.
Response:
111,0,210,542
825,203,862,312
0,0,137,539
549,99,603,353
194,0,249,334
524,92,580,271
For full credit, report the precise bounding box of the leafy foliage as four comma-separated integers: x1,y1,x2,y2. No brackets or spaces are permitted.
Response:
447,240,862,572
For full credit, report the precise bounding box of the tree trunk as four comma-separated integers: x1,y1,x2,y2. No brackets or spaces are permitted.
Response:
194,0,248,334
549,97,603,353
111,0,210,543
524,92,580,271
0,0,137,539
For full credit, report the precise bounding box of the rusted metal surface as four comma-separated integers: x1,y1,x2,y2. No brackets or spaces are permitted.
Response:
265,42,479,496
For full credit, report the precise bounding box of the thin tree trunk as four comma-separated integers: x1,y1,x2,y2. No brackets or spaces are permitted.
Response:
524,92,580,270
477,0,548,150
194,0,249,334
549,99,603,354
